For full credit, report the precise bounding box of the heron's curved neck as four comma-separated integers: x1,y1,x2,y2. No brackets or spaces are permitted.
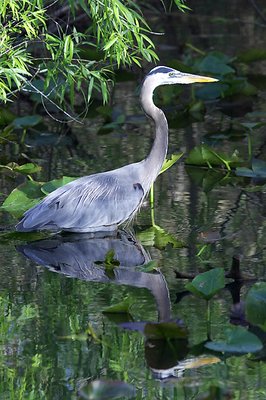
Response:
140,82,168,191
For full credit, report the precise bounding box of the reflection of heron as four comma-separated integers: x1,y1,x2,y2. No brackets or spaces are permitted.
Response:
17,231,171,321
16,66,217,233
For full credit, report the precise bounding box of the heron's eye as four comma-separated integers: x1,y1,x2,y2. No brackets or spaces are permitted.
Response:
169,72,175,77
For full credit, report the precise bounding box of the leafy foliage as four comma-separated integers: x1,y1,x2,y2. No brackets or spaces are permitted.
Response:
0,0,186,110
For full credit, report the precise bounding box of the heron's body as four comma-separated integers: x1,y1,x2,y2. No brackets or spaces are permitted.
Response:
16,66,217,233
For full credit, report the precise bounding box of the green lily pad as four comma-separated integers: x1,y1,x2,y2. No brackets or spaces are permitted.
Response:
246,283,266,331
41,176,77,194
236,158,266,178
197,54,235,76
0,181,43,218
12,115,42,128
186,268,225,300
14,163,42,175
205,326,263,353
159,153,184,174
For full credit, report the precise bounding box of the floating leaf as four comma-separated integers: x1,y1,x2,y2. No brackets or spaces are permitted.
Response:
0,181,43,218
238,48,266,63
144,322,188,340
196,83,229,100
79,380,136,400
196,54,235,75
246,283,266,331
186,144,242,170
236,158,266,178
205,326,263,353
12,115,42,128
159,153,184,175
41,176,77,195
14,163,41,175
186,268,225,300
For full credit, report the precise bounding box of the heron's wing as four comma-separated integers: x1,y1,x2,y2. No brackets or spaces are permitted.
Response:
17,170,144,231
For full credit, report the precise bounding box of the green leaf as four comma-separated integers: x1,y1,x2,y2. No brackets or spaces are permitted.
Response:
246,283,266,331
186,144,242,169
12,115,42,128
236,158,266,178
205,326,263,353
185,268,225,300
185,145,222,167
238,48,266,63
159,153,184,175
0,181,43,218
197,54,235,76
41,176,77,195
14,163,41,175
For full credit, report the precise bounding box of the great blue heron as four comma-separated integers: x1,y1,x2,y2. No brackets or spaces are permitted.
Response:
16,66,217,233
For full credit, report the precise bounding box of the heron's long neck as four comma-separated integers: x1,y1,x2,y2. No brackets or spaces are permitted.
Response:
140,83,168,191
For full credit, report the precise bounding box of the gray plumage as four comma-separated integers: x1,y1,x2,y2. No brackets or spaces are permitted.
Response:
16,66,217,233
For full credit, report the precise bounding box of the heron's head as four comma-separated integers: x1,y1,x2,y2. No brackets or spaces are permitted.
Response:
145,66,218,88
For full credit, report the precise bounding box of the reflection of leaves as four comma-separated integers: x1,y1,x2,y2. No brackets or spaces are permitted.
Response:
102,297,132,314
205,326,263,354
246,283,266,331
144,322,188,340
185,167,231,192
236,158,266,178
186,268,225,300
137,225,184,250
0,181,43,218
79,380,136,400
136,260,158,272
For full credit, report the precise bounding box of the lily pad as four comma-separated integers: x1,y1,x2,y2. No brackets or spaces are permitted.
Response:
205,326,263,353
236,158,266,178
196,53,235,76
41,176,77,194
12,115,42,129
14,163,42,175
0,181,43,218
186,268,225,300
159,153,184,174
246,283,266,331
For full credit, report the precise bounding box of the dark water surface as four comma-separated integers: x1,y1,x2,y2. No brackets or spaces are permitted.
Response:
1,3,266,399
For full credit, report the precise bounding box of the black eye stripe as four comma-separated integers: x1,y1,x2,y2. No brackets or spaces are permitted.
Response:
148,66,173,76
